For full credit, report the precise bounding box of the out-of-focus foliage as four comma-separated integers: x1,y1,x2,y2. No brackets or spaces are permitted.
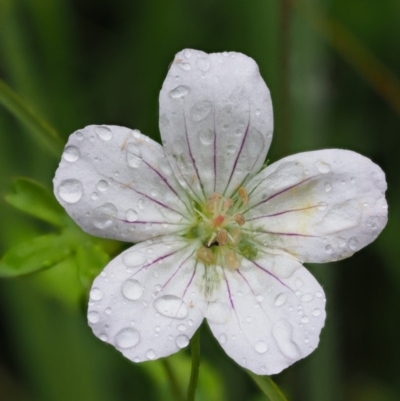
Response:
0,0,399,401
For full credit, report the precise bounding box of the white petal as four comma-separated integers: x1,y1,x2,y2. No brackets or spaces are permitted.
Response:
244,149,387,263
159,49,273,201
207,251,326,375
88,236,207,362
54,125,193,242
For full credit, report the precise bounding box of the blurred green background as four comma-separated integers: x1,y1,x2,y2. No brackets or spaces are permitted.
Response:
0,0,399,400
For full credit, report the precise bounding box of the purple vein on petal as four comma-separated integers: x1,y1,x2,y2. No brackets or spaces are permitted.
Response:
223,270,235,309
256,231,316,238
182,261,198,298
247,205,320,221
251,260,294,293
162,250,196,290
120,219,187,226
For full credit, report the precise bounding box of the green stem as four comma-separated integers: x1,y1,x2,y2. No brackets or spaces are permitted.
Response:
161,358,184,401
0,78,64,157
248,371,289,401
186,330,200,401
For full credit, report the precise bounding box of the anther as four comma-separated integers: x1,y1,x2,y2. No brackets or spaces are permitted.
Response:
233,213,246,226
223,198,233,211
239,187,248,205
217,229,228,246
225,249,240,270
197,246,215,264
213,215,225,227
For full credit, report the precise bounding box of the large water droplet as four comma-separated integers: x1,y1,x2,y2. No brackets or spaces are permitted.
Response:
274,292,288,307
125,209,138,222
153,295,189,319
255,341,268,354
88,310,100,323
115,328,140,349
93,203,117,229
97,180,109,192
196,57,210,71
95,125,112,140
58,179,83,203
272,320,300,359
122,251,146,268
126,143,142,168
315,160,331,174
122,279,144,300
62,146,80,162
175,334,190,349
90,287,103,301
169,85,190,99
190,100,212,122
199,128,214,145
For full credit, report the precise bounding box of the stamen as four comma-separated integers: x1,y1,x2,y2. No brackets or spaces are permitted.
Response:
233,213,246,226
213,215,225,227
207,232,217,247
197,246,215,264
229,228,243,245
217,229,228,246
223,198,233,211
239,187,248,205
225,249,239,270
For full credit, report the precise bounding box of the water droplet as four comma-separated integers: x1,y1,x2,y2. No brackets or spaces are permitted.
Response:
338,236,347,248
348,237,358,251
366,220,377,230
190,100,212,121
184,49,192,59
114,328,140,349
88,311,100,323
317,202,328,211
325,245,333,254
196,57,210,71
177,324,186,332
97,180,108,192
91,192,98,200
99,333,108,341
274,292,288,307
153,295,189,319
95,125,112,140
315,160,331,174
219,334,227,344
150,189,158,197
312,308,321,317
122,251,146,268
58,179,83,203
175,334,190,349
75,131,83,140
301,316,310,324
300,294,314,303
188,319,194,327
146,349,156,360
93,203,117,229
138,199,145,209
256,294,264,302
122,279,144,300
272,320,300,359
126,143,142,168
316,291,323,298
255,341,268,354
324,182,332,192
227,145,236,155
255,109,261,116
350,177,356,184
62,146,80,162
169,85,190,99
105,307,112,315
199,128,214,145
179,62,191,71
124,209,138,222
90,287,103,301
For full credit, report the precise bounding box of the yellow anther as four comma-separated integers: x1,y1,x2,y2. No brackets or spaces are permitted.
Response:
239,187,248,205
197,246,215,264
225,249,240,270
229,228,243,245
217,229,228,246
233,213,246,226
223,198,233,211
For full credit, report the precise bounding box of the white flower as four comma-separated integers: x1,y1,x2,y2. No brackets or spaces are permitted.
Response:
53,49,387,375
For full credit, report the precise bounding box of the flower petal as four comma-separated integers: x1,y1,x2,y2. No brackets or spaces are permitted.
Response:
54,125,193,242
244,149,388,263
87,236,207,362
159,49,273,201
206,251,326,375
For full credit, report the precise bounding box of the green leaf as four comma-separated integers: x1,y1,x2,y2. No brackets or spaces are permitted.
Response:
5,177,66,227
75,241,110,290
248,371,289,401
0,234,71,277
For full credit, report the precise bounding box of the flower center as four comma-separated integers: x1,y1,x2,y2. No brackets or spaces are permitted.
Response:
191,187,258,269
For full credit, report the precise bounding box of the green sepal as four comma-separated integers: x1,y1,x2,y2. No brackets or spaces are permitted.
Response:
5,177,67,227
0,233,71,277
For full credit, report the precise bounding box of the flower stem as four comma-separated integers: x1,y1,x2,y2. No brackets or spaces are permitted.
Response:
186,329,200,401
161,358,184,401
248,371,289,401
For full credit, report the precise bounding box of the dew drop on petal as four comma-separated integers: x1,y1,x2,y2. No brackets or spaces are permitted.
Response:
301,316,310,324
272,320,300,359
255,341,268,354
274,292,288,307
179,62,191,71
97,180,109,192
93,203,117,229
75,131,83,140
90,288,103,301
88,311,100,323
191,100,213,121
348,237,358,251
175,334,190,349
99,333,108,342
169,85,190,99
312,308,321,317
300,294,314,303
219,334,227,344
58,179,83,203
315,160,331,174
146,349,156,360
115,328,140,349
153,295,189,319
62,146,80,162
199,128,215,145
122,251,146,268
126,143,142,168
125,209,138,222
122,279,144,300
324,182,332,192
184,49,192,58
95,125,112,141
